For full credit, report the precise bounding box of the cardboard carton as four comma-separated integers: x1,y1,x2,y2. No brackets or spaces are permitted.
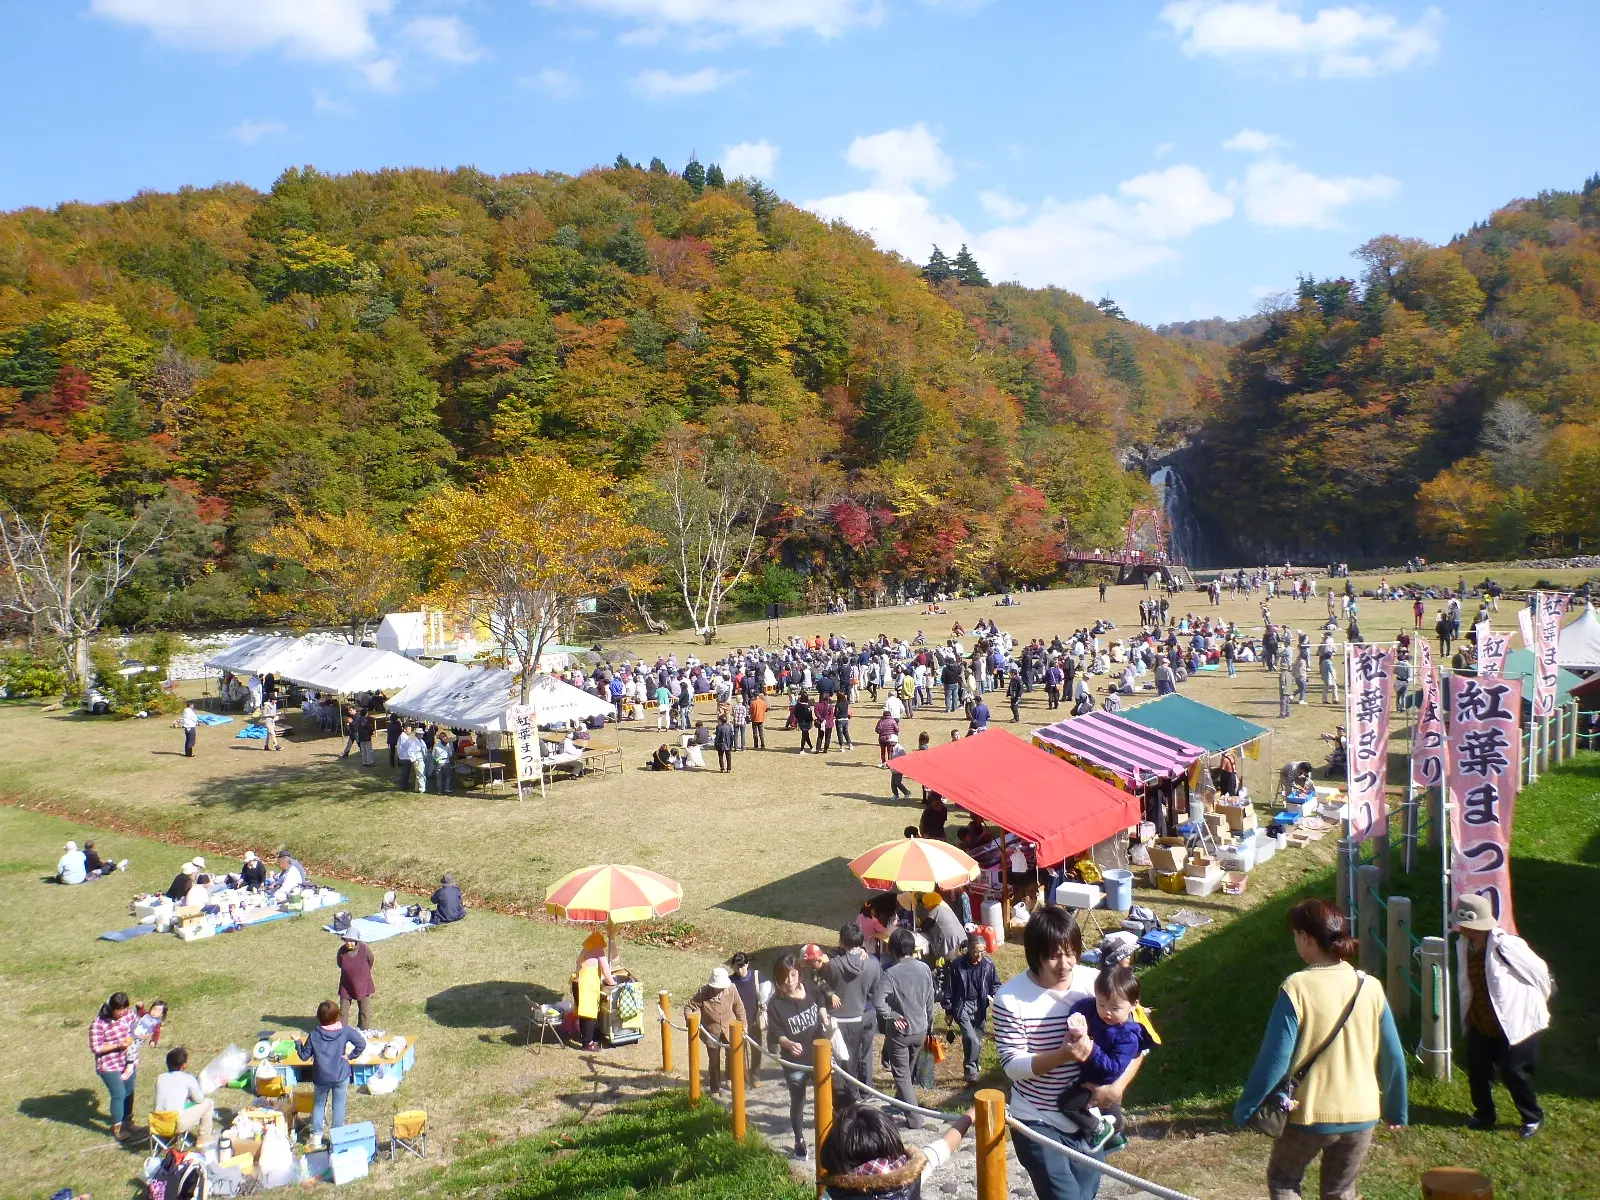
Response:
1185,853,1215,878
1148,836,1188,873
1225,805,1259,832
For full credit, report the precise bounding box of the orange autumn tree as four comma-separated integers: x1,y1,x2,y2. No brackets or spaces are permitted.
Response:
414,454,656,704
252,506,417,644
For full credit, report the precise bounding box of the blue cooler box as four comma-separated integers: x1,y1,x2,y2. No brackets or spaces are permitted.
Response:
329,1121,377,1163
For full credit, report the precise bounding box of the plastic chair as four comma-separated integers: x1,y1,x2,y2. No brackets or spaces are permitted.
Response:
147,1109,188,1156
390,1110,427,1160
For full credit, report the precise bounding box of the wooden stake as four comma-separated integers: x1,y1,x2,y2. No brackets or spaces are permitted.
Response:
659,990,673,1074
687,1010,702,1104
1387,897,1412,1021
813,1037,833,1194
729,1019,747,1142
974,1088,1008,1200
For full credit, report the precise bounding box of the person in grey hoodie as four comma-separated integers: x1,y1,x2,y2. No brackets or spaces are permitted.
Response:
298,998,368,1143
823,922,882,1094
872,927,936,1128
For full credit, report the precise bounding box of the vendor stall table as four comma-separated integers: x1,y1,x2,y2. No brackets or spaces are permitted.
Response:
251,1034,417,1091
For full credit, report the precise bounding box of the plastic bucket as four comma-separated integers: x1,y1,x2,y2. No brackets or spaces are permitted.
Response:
1102,869,1134,912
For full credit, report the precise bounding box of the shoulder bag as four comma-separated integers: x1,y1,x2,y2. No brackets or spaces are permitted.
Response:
1248,972,1367,1138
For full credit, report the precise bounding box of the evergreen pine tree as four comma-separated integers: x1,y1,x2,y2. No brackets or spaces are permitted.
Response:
684,157,706,194
923,246,954,285
603,220,650,274
1096,297,1127,321
1049,322,1078,376
1094,327,1144,395
615,154,634,170
952,244,989,286
706,163,726,188
855,372,927,462
648,157,668,174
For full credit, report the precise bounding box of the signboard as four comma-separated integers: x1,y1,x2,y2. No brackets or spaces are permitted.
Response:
507,703,542,785
1475,622,1511,679
1411,644,1446,792
1346,645,1395,842
1533,593,1560,720
1447,676,1521,933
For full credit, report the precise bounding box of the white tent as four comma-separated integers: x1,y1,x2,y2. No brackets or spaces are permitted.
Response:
1558,605,1600,675
385,662,613,733
277,643,431,695
376,612,429,658
204,635,321,677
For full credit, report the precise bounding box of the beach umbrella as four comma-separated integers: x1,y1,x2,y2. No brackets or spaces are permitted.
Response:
545,863,683,924
849,838,979,892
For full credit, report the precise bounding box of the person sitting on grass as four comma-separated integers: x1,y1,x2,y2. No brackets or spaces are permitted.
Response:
82,840,127,879
56,841,88,885
819,1102,975,1199
429,873,465,925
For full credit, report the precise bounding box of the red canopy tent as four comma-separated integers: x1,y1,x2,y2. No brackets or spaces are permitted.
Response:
891,729,1141,866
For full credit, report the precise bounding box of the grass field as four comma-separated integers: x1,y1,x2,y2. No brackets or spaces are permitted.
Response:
2,575,1594,1198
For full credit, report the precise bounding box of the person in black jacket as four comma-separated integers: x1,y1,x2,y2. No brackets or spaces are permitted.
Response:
713,715,736,772
239,851,266,891
792,693,815,754
430,874,465,925
945,934,1000,1082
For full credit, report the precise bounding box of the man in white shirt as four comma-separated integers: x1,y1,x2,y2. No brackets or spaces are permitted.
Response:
180,702,199,757
992,907,1143,1200
56,841,87,885
271,852,306,902
154,1046,214,1138
260,697,281,751
395,728,416,789
882,693,905,721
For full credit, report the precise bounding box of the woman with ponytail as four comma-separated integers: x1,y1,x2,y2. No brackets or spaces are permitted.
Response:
1234,898,1406,1200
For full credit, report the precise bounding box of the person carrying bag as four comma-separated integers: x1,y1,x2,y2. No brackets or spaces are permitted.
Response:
1235,898,1406,1200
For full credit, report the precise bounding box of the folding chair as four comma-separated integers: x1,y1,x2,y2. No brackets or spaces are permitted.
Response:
147,1109,188,1156
390,1110,427,1160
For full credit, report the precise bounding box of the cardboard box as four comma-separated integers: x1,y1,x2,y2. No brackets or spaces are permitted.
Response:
1185,854,1215,878
1205,813,1228,838
1148,837,1188,873
1225,805,1259,832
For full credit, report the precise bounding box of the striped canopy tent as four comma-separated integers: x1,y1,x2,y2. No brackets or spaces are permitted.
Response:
1032,711,1205,791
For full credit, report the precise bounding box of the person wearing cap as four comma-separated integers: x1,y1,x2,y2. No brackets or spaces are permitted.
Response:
430,873,465,925
1452,894,1552,1138
56,841,88,885
684,967,747,1095
336,934,376,1030
239,851,266,891
166,860,199,903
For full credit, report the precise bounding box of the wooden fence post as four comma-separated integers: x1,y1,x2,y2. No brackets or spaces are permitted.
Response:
687,1011,702,1104
1419,936,1449,1081
1356,864,1382,976
729,1019,747,1142
814,1038,834,1194
659,991,673,1074
1387,896,1412,1021
975,1088,1008,1200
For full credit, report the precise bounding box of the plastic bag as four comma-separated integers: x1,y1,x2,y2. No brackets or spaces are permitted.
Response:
829,1024,851,1065
199,1043,248,1094
913,1047,936,1089
258,1124,294,1189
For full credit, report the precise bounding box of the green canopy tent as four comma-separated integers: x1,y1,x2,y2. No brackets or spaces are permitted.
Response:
1120,692,1274,799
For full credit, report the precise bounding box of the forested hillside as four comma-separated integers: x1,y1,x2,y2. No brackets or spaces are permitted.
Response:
1192,176,1600,563
0,161,1219,628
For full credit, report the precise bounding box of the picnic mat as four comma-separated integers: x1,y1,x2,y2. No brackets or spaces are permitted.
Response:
236,723,268,739
322,915,430,943
99,925,160,942
196,713,233,725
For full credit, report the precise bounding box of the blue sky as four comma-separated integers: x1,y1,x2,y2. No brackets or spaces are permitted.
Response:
2,1,1596,324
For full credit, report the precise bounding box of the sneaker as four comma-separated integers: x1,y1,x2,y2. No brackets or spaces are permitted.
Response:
1101,1133,1128,1154
792,1139,807,1160
1520,1121,1541,1139
963,1066,979,1083
1466,1115,1495,1131
1090,1116,1117,1152
117,859,129,872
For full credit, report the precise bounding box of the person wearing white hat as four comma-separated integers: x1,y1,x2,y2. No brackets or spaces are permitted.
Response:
1452,894,1552,1139
887,734,911,800
56,841,87,885
239,851,266,891
684,966,747,1096
165,861,198,903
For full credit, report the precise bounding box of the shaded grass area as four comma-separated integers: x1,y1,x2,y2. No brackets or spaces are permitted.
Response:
1129,754,1600,1199
411,1092,811,1200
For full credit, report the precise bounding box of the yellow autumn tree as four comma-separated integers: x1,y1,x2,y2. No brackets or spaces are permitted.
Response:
252,507,417,644
413,454,657,703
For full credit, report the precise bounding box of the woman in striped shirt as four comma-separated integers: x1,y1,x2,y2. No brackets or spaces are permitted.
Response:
992,908,1145,1200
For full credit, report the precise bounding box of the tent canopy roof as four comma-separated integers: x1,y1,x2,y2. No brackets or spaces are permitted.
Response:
1470,649,1582,709
890,730,1141,866
204,635,317,677
1558,606,1600,671
386,662,613,733
1119,693,1269,755
277,643,430,695
1032,711,1204,788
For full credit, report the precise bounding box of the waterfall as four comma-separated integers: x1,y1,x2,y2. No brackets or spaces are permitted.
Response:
1150,466,1206,567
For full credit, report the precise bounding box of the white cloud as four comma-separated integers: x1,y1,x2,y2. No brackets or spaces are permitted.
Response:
1155,141,1176,157
807,128,1234,294
92,0,392,61
523,68,582,98
403,15,484,64
1237,157,1399,227
1161,1,1442,77
360,57,400,91
229,118,288,145
722,139,779,179
312,90,356,115
633,66,745,99
845,124,953,190
1223,127,1283,153
978,190,1028,220
558,0,883,42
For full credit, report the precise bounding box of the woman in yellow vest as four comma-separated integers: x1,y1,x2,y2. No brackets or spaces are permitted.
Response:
572,932,616,1052
1235,898,1406,1200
